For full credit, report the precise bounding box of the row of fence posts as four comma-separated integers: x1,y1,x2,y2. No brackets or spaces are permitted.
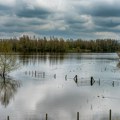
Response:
7,110,112,120
24,72,117,87
98,79,115,87
25,71,57,79
7,114,48,120
74,75,117,87
74,75,95,86
25,71,45,78
78,109,111,120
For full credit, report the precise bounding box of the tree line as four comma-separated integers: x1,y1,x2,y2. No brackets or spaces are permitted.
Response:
0,35,120,53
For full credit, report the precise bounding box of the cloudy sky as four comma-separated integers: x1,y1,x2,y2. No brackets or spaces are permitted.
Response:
0,0,120,39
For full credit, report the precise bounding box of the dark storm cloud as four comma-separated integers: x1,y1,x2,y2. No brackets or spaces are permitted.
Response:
0,26,26,33
92,7,120,17
28,20,44,25
3,19,44,27
0,5,10,10
66,17,88,25
0,0,120,39
0,4,13,15
16,6,51,19
93,17,120,28
65,18,86,31
79,1,120,17
3,21,27,27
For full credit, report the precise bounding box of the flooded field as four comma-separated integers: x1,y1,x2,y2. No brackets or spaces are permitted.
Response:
0,53,120,120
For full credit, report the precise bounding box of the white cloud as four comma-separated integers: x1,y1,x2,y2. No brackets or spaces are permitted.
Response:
19,0,66,12
0,0,120,39
95,32,120,39
0,0,15,6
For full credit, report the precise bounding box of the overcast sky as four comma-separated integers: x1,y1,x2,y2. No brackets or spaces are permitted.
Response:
0,0,120,39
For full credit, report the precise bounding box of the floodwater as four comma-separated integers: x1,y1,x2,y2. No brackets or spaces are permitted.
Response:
0,53,120,120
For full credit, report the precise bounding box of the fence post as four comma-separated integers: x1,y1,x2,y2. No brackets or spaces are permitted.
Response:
99,79,100,86
7,116,9,120
43,72,45,78
46,113,48,120
77,112,79,120
109,109,111,120
112,81,114,87
90,76,95,86
74,75,78,83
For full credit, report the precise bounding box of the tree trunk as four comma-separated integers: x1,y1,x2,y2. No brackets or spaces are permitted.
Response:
2,73,5,78
2,66,6,78
3,76,6,84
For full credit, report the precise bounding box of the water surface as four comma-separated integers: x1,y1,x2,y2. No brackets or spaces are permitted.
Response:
0,53,120,120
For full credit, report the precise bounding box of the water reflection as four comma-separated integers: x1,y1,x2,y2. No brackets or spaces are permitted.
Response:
73,77,120,87
18,53,47,65
18,53,65,65
0,77,21,107
48,53,65,65
1,53,120,120
117,61,120,68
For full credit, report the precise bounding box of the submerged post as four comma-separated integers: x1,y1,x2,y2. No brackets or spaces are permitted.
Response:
74,75,78,83
112,81,114,87
7,116,9,120
46,113,48,120
99,79,100,86
77,112,79,120
90,76,95,86
54,74,56,79
109,109,111,120
65,75,67,80
43,72,45,78
35,71,36,77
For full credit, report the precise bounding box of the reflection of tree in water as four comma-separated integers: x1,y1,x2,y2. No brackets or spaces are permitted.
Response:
0,77,21,107
49,53,65,65
0,45,21,107
19,53,47,65
19,53,65,65
117,62,120,68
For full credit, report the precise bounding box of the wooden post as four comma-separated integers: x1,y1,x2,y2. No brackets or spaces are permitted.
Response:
77,112,79,120
46,113,48,120
90,76,95,86
35,71,36,77
54,74,56,79
43,72,45,78
65,75,67,80
109,109,111,120
99,79,100,86
7,116,9,120
74,75,78,83
112,81,114,87
90,77,93,86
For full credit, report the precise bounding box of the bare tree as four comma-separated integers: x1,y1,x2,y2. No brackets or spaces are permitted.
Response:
0,42,20,77
0,54,20,77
